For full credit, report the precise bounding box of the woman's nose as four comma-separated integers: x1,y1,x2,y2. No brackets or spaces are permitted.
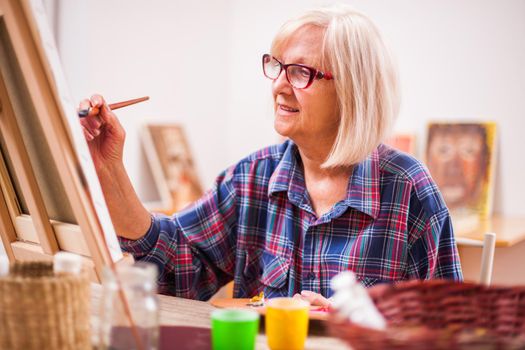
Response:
272,69,293,95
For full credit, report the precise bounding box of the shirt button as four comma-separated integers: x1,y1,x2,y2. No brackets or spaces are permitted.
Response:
307,272,316,280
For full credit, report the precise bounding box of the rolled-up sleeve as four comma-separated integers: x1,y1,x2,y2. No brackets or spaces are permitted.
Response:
119,167,238,300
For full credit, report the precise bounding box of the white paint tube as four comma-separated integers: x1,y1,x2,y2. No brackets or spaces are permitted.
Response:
330,271,386,330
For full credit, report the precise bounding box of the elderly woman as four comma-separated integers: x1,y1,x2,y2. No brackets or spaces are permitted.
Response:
80,4,462,303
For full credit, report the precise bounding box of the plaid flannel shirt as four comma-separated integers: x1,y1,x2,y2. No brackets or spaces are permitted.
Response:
120,140,462,300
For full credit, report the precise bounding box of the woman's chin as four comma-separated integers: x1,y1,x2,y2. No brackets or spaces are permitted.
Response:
273,118,293,138
274,123,291,139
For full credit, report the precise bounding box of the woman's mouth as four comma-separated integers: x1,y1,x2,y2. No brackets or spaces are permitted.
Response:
278,104,299,113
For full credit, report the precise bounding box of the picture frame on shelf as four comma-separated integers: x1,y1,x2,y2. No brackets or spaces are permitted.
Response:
141,124,203,213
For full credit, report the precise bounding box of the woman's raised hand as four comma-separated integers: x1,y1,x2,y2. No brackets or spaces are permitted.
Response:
78,94,126,171
78,94,151,239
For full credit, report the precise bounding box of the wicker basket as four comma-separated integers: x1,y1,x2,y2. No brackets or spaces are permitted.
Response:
329,280,525,350
0,261,91,350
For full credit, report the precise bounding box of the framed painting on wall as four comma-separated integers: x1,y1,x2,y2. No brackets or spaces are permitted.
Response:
425,122,497,231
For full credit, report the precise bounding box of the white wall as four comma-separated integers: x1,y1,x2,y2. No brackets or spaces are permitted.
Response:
55,0,233,202
53,0,525,215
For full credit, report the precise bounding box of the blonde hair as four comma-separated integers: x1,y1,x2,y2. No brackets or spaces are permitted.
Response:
271,4,400,167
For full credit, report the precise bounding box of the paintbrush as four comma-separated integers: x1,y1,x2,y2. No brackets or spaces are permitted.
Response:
78,96,149,117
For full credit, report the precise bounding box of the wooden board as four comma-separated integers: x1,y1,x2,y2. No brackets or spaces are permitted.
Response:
210,298,330,321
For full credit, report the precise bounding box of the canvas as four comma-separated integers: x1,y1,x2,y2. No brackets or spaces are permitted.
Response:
426,122,497,231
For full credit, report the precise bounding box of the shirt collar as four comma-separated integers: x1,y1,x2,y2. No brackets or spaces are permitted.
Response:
343,148,381,219
268,141,305,204
268,141,381,219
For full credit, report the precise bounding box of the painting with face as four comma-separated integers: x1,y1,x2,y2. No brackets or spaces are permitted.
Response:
426,122,497,223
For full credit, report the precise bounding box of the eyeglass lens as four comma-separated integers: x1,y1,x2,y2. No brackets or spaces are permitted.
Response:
263,55,312,89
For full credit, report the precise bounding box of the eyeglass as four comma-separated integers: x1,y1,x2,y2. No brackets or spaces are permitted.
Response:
262,54,334,89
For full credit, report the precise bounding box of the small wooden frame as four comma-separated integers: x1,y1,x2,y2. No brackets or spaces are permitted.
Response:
141,123,202,212
0,0,128,281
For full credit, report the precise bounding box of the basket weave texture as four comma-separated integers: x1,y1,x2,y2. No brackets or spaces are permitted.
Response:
329,280,525,350
0,261,91,350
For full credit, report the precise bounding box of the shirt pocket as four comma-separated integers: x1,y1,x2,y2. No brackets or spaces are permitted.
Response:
243,249,290,297
260,250,290,293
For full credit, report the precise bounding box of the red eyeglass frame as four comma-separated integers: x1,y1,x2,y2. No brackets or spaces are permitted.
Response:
262,54,334,89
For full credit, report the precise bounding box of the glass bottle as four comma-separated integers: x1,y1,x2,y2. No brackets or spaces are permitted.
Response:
98,262,159,350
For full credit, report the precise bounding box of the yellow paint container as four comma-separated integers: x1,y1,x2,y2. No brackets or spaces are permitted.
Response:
266,297,309,350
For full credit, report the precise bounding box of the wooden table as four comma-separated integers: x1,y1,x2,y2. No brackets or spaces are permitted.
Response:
90,284,349,350
455,214,525,247
454,214,525,284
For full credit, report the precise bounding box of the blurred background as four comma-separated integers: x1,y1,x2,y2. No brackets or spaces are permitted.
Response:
2,1,525,270
40,0,525,213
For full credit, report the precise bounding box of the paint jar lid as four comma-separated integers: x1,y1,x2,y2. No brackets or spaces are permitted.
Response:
53,252,83,275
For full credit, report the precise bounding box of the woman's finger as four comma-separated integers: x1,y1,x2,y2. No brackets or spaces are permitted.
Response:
80,117,100,137
89,94,108,120
78,98,91,111
82,126,94,141
86,113,102,130
300,290,331,307
90,94,105,109
99,101,117,125
78,97,102,121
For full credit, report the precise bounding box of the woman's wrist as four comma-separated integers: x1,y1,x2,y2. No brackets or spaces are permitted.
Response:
96,161,151,239
96,160,126,179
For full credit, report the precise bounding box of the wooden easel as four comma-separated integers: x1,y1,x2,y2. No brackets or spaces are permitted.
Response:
0,0,131,282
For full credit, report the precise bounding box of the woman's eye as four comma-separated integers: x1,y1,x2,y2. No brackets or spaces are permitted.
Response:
299,68,310,78
289,67,310,81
